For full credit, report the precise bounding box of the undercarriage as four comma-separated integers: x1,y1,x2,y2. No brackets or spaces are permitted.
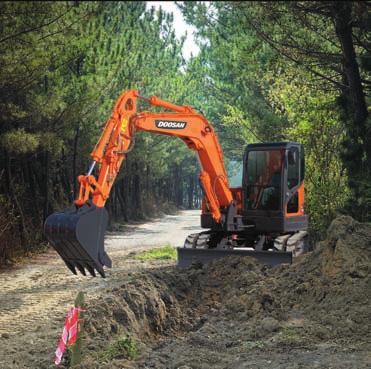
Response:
178,230,309,268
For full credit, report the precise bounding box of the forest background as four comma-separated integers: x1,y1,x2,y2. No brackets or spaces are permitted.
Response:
0,1,370,263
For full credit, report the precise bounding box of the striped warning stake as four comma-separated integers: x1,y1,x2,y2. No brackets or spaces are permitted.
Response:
54,307,83,365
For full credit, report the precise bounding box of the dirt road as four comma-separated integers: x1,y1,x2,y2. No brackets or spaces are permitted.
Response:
0,210,201,369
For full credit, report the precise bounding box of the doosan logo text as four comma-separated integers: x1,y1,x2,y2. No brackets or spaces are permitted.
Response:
155,120,187,129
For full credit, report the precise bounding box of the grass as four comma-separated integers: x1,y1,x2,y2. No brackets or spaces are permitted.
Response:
243,340,266,350
98,336,139,362
133,245,177,261
273,326,305,347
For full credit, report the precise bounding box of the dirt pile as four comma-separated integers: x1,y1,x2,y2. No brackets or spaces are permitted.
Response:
71,268,204,368
209,215,371,342
72,216,370,368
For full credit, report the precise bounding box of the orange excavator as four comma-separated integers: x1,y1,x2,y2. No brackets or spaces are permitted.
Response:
44,90,308,277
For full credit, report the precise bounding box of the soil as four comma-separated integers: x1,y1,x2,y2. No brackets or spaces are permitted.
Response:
0,213,370,369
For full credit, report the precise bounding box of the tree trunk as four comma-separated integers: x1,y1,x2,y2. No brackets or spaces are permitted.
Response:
133,162,141,217
188,174,194,209
116,180,128,221
73,126,80,198
43,151,50,221
333,3,369,165
5,151,29,245
175,165,183,207
333,2,370,219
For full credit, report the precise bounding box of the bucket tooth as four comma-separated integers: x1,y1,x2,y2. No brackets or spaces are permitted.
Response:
75,262,86,276
96,265,106,278
65,261,77,275
85,264,96,277
44,202,111,277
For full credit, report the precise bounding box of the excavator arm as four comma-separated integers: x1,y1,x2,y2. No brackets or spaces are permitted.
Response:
44,90,233,277
76,90,233,221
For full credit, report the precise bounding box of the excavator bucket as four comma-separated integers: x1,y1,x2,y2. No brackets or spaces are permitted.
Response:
44,202,112,277
177,248,292,268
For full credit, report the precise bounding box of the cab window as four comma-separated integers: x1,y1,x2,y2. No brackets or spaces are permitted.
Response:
287,148,299,189
245,150,282,211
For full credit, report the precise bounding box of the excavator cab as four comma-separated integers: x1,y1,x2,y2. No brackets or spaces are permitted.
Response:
199,142,307,235
243,142,308,233
181,142,308,268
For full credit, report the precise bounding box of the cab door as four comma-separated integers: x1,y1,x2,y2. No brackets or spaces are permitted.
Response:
285,145,305,217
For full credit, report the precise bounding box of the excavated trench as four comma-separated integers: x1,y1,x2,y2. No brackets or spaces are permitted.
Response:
56,215,371,369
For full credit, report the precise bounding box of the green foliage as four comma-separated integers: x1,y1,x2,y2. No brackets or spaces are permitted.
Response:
133,245,177,261
232,1,371,220
181,2,288,157
98,335,138,361
267,69,350,234
1,128,39,154
1,129,63,155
